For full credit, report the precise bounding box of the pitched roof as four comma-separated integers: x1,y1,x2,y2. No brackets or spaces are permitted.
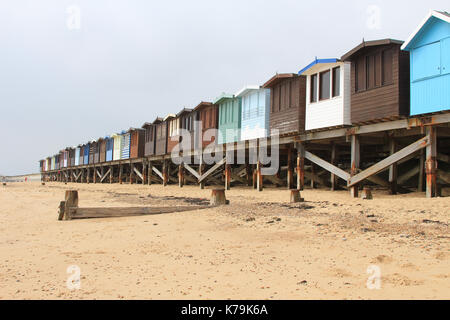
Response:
341,39,403,61
235,85,260,97
194,101,213,111
213,93,234,105
262,73,299,88
176,108,193,117
298,58,339,75
401,10,450,50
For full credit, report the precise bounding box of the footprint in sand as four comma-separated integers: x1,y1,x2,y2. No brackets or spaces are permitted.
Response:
371,255,393,264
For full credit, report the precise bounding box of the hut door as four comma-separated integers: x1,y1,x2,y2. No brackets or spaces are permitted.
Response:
412,42,441,81
442,37,450,75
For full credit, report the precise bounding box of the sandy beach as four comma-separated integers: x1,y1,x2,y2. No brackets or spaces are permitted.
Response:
0,182,448,300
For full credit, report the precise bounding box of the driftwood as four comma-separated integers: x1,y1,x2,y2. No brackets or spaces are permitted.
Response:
58,190,211,220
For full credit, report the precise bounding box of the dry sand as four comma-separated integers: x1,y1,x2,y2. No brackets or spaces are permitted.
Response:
0,182,449,300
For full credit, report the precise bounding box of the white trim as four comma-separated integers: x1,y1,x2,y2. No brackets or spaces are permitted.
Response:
235,85,260,97
402,10,450,50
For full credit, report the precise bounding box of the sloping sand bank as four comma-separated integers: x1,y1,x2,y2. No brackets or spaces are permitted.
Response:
0,182,448,299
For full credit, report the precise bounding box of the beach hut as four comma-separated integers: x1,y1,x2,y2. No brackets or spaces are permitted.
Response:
111,134,122,161
68,147,76,167
215,94,242,144
51,155,56,171
89,141,97,164
166,114,180,154
155,116,169,156
298,59,351,131
341,39,410,124
105,137,114,162
236,86,270,140
75,146,81,166
46,157,51,172
129,128,145,159
60,151,65,169
262,74,307,136
194,102,218,150
177,108,195,151
97,138,106,163
401,11,450,115
142,118,162,157
83,143,90,165
120,131,131,160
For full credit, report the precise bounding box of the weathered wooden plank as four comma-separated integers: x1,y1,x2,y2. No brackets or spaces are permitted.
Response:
305,150,351,181
198,158,226,183
437,153,450,164
348,135,429,187
398,166,420,185
152,166,163,180
133,167,143,181
68,205,211,220
100,169,111,183
184,163,200,180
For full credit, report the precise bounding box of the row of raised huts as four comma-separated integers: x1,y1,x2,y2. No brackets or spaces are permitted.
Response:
40,10,450,174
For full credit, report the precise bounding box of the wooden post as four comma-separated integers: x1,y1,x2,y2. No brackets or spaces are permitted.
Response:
130,163,134,185
361,187,373,200
119,164,123,184
287,145,294,190
163,161,168,186
290,189,304,203
87,168,90,184
199,155,204,189
297,143,305,191
179,163,184,188
256,161,263,192
210,189,227,206
425,126,438,198
330,143,338,191
63,190,79,221
142,161,147,185
389,138,398,195
93,166,97,184
310,164,316,189
418,149,425,192
148,162,152,185
246,164,252,187
224,164,231,191
350,135,360,198
109,166,113,184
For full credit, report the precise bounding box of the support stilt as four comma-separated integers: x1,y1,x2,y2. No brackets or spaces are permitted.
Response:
350,135,360,198
425,127,438,198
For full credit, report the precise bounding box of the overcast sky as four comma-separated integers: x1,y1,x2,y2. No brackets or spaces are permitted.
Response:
0,0,448,175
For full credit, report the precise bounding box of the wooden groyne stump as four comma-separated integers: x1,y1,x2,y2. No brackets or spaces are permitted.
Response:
61,190,79,220
290,189,305,203
361,187,373,200
210,189,228,206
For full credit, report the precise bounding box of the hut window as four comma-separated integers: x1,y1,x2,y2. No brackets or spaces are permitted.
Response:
382,50,393,85
310,74,318,103
332,67,341,97
366,55,378,90
319,70,330,101
355,57,366,92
